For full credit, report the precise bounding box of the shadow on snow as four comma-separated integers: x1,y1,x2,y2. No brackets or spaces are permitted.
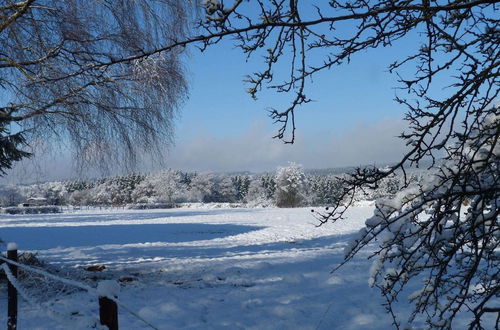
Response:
0,223,264,250
0,208,257,226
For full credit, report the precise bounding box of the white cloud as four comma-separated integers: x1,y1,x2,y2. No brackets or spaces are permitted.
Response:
166,118,409,172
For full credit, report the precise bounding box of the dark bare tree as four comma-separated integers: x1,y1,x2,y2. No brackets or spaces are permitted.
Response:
183,0,497,328
0,0,193,172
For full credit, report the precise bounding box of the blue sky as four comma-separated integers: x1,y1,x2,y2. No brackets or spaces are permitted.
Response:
163,36,412,173
180,37,405,136
3,19,421,183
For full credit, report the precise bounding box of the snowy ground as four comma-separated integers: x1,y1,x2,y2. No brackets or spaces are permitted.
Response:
0,203,467,329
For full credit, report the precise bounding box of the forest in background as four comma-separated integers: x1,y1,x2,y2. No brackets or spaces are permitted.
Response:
0,163,424,210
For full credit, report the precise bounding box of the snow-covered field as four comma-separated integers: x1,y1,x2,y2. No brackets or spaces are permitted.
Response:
0,204,451,329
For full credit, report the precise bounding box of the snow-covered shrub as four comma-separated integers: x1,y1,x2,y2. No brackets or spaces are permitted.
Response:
275,163,307,208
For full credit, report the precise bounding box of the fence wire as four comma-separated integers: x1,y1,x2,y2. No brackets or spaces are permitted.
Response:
0,254,159,329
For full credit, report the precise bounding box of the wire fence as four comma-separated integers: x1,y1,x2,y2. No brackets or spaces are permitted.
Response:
0,246,159,330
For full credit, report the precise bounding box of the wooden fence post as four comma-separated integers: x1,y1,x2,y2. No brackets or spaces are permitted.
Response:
98,280,120,330
7,243,18,330
99,296,118,330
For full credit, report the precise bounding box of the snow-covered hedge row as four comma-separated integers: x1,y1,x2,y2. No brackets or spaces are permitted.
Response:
125,203,177,210
1,206,62,215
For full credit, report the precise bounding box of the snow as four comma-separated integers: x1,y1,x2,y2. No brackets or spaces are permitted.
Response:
0,205,475,329
7,242,18,251
97,280,120,298
201,0,221,16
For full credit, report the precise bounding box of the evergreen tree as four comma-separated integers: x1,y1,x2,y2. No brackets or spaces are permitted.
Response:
0,120,31,175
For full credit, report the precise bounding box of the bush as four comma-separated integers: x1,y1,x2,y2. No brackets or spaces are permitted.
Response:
2,206,61,214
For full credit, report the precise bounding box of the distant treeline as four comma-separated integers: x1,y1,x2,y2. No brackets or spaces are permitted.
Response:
0,164,424,208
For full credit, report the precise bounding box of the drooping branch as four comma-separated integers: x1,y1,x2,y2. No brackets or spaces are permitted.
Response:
0,0,192,171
